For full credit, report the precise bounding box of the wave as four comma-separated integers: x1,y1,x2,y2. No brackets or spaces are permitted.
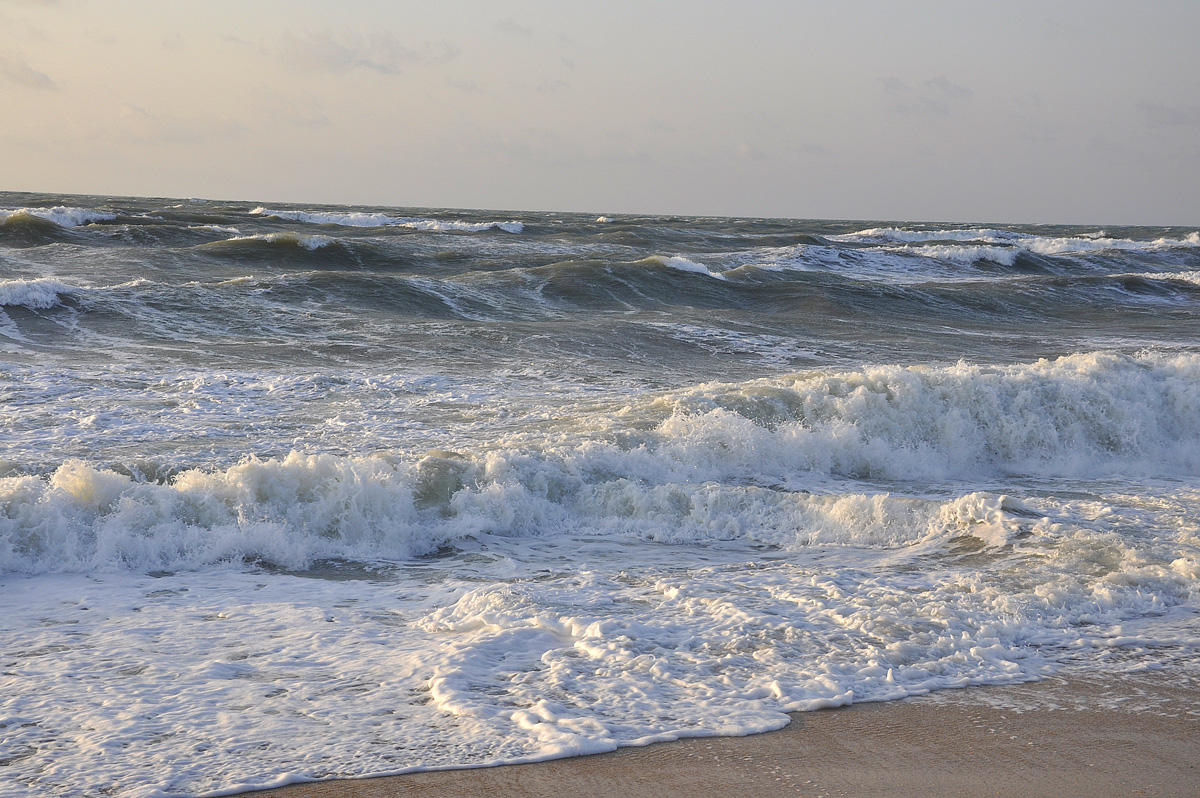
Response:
640,254,727,279
0,456,1034,574
0,207,117,247
3,351,1196,574
0,206,116,228
194,233,374,268
250,207,524,233
0,277,77,309
835,226,1200,256
206,232,340,251
832,226,1031,244
885,243,1021,266
1115,270,1200,287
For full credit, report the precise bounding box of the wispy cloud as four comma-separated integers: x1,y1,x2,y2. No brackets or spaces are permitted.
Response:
0,54,56,89
494,18,533,38
880,75,973,116
925,75,972,100
447,78,485,95
1139,102,1200,128
281,31,459,75
536,78,569,94
118,104,246,145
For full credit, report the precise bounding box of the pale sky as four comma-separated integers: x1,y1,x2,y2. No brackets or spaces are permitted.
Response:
2,0,1198,224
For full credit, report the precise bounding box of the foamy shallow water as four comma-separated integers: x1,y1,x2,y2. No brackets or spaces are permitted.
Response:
1,192,1199,796
4,487,1197,797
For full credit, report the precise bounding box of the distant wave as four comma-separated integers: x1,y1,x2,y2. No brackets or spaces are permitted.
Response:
1111,270,1200,288
640,254,727,279
0,206,116,227
886,243,1022,266
834,226,1200,256
831,227,1030,244
208,232,339,251
250,207,524,233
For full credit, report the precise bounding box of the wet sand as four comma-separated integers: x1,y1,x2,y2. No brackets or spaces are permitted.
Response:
234,673,1198,798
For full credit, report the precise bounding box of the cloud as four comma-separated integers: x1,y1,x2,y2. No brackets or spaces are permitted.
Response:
1139,102,1200,128
880,75,972,116
536,79,569,94
281,31,459,75
494,18,533,38
118,104,247,145
0,54,56,89
925,75,972,100
447,78,485,95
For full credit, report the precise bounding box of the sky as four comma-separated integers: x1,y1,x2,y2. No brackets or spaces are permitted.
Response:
1,0,1198,224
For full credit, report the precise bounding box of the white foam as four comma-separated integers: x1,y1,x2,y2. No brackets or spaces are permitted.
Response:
218,232,338,250
639,321,819,365
0,277,76,309
1115,270,1200,287
834,226,1200,258
831,227,1029,244
3,351,1197,575
189,224,241,234
886,243,1021,266
645,255,727,280
0,206,116,227
726,242,964,283
250,207,524,233
2,350,1199,796
2,477,1196,796
1025,234,1200,256
250,207,400,227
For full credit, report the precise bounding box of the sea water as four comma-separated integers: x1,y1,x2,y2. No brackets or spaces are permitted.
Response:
1,192,1198,796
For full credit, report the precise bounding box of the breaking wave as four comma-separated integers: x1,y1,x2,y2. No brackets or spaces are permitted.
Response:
250,206,524,233
3,351,1196,574
203,232,340,252
0,206,116,227
0,277,78,309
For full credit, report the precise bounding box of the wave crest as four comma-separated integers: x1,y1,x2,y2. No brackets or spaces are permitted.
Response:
0,206,116,228
0,277,77,309
2,351,1196,574
250,207,523,233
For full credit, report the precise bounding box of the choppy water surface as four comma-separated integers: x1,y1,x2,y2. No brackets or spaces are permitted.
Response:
2,192,1198,796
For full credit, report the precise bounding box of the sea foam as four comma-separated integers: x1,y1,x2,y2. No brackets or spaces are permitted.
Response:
250,207,524,233
3,351,1196,575
215,232,339,251
0,277,76,309
0,206,116,227
835,226,1200,256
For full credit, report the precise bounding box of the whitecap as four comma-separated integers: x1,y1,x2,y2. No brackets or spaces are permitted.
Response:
0,277,77,309
250,207,523,233
0,206,116,227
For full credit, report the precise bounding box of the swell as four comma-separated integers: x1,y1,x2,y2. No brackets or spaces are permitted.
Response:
250,206,525,233
3,351,1196,574
194,233,374,267
6,262,1199,356
0,277,79,310
0,211,80,247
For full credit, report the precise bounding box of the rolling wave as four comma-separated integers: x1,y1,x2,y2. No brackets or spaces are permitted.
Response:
251,206,524,233
0,206,116,227
3,351,1195,574
0,277,78,309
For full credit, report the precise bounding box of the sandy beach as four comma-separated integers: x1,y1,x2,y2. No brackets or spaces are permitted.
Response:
234,672,1199,798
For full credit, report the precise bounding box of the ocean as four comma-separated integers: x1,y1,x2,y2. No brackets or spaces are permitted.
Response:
1,191,1198,796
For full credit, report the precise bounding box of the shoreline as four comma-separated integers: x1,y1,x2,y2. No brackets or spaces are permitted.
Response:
231,672,1199,798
